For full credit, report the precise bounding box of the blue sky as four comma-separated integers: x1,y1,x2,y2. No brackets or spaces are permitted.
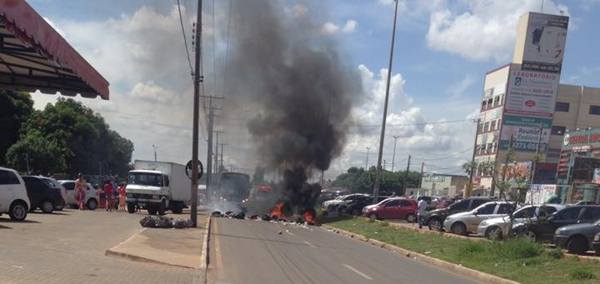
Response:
26,0,600,178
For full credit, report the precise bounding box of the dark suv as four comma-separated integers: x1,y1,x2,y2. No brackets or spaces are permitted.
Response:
513,205,600,242
423,197,494,231
343,195,389,215
22,176,65,213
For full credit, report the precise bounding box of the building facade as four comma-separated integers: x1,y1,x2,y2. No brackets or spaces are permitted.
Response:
471,12,600,196
420,174,468,197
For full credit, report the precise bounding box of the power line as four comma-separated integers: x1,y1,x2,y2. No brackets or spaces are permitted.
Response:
357,118,473,129
176,0,194,75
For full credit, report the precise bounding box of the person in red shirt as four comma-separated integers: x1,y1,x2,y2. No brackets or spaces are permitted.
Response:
118,183,127,212
104,180,114,212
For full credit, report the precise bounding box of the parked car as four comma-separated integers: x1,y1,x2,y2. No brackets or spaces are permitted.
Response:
58,180,99,210
477,204,564,240
423,197,494,231
362,197,417,222
513,205,600,242
593,232,600,256
323,194,370,213
554,219,600,254
0,167,31,221
443,201,516,235
342,195,389,215
37,177,66,211
575,201,598,206
22,176,65,213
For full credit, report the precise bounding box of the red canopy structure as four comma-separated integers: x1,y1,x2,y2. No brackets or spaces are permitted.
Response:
0,0,109,99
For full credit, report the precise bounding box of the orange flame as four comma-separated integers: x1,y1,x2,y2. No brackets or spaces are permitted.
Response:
303,209,315,225
271,202,285,219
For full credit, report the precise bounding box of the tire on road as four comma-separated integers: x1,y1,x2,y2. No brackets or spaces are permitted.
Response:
86,199,98,211
567,235,588,255
9,201,28,221
451,222,467,235
522,229,538,242
427,217,443,231
406,213,417,223
485,226,503,241
368,213,379,221
127,203,136,214
41,200,54,214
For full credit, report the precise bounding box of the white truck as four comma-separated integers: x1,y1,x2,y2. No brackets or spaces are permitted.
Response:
125,160,189,215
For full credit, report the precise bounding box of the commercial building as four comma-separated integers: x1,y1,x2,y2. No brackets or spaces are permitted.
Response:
471,12,600,196
556,128,600,203
420,174,468,197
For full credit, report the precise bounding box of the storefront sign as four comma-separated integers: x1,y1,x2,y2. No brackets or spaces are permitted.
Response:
499,115,552,152
505,70,560,117
521,13,569,74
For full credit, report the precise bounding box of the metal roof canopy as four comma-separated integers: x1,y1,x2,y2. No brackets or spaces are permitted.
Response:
0,0,109,100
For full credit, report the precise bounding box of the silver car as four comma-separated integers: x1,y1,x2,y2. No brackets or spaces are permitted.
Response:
477,204,564,240
443,201,516,235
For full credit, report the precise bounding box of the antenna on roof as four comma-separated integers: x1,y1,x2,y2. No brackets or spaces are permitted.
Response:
541,0,544,12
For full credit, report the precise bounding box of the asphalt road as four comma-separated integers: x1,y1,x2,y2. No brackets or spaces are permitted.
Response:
208,218,480,284
0,209,202,284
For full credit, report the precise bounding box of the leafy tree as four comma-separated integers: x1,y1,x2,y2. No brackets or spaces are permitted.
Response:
14,98,133,176
332,167,421,195
0,91,34,164
5,129,66,174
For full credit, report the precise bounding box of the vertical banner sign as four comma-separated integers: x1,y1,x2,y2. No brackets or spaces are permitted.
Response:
521,13,569,73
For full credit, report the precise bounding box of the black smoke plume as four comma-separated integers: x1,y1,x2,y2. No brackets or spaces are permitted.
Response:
223,1,361,213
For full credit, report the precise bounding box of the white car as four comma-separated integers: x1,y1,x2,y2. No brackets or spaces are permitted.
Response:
58,180,99,210
322,194,369,213
0,167,31,221
476,204,565,240
443,201,516,235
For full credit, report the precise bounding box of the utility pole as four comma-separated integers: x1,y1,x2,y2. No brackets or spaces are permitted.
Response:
219,142,226,171
214,131,221,174
365,147,371,169
466,118,480,198
419,162,424,189
402,154,411,195
373,0,399,203
391,135,400,172
530,123,544,187
190,0,203,227
152,144,158,161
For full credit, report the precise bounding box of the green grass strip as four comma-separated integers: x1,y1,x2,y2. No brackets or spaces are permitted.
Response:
327,217,600,284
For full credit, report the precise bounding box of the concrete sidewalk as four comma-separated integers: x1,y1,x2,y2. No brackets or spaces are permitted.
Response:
106,214,209,270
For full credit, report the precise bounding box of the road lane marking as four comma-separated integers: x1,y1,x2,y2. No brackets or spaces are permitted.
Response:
303,240,316,248
343,264,373,280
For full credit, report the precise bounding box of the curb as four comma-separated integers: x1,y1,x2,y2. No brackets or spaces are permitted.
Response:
323,224,520,284
200,214,212,269
105,247,195,269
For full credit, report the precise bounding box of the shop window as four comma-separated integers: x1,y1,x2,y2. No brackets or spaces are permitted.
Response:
555,102,570,112
551,126,566,136
590,105,600,115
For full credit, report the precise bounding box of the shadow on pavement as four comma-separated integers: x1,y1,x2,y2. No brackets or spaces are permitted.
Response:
319,215,355,224
0,224,11,229
0,218,40,224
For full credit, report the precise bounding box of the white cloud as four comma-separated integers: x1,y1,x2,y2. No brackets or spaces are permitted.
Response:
43,17,66,38
448,74,475,98
321,19,358,35
342,20,358,33
426,0,570,62
321,22,340,34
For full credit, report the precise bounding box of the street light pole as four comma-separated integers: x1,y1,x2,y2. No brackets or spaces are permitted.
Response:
373,0,399,203
365,147,371,169
391,135,400,172
190,0,203,227
152,144,158,161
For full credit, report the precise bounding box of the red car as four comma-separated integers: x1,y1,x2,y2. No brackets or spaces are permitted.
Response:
362,197,417,222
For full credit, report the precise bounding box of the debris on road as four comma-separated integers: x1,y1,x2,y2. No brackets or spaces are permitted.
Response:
139,216,193,229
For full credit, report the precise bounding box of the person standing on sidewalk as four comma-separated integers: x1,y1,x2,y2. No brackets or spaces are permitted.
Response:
104,180,114,211
118,182,127,211
417,198,428,229
74,174,86,210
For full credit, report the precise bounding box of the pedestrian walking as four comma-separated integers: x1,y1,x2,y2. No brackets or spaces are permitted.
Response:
118,182,127,211
104,180,114,211
417,198,428,229
74,173,86,210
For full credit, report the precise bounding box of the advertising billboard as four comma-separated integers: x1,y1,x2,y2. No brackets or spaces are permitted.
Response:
521,13,569,73
505,69,560,117
499,115,552,151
